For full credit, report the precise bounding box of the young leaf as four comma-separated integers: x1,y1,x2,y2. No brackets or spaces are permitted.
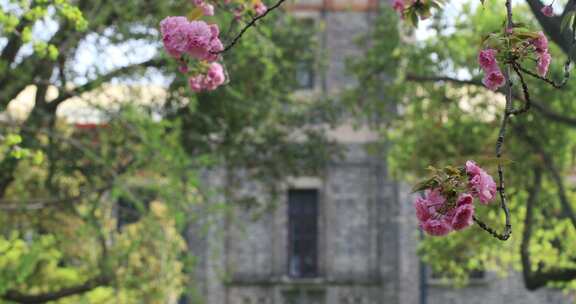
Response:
561,10,576,32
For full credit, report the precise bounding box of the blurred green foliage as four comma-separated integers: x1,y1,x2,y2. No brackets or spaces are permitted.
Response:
0,0,334,303
348,0,576,289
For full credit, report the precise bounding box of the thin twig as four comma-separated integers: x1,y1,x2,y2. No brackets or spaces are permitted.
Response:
514,10,576,89
215,0,287,54
473,0,514,241
510,62,531,115
515,63,569,89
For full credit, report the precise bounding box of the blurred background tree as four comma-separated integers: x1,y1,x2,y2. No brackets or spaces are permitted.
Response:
0,0,335,303
347,0,576,291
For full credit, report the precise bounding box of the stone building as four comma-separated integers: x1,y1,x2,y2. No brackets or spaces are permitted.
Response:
186,1,573,303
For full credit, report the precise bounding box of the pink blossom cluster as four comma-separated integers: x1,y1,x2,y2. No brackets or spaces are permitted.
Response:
188,62,226,92
478,48,505,91
416,190,475,236
532,32,552,77
415,161,497,237
254,1,268,16
193,0,215,16
466,161,497,204
233,1,268,19
160,16,223,62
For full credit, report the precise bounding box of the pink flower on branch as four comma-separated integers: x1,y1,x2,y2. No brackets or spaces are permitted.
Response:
413,161,500,236
160,17,193,58
254,2,268,16
415,190,476,236
160,17,223,62
422,219,452,236
188,62,226,92
451,204,475,231
391,0,405,13
478,48,499,72
201,3,215,16
466,161,497,204
482,69,505,91
532,31,549,54
537,52,551,77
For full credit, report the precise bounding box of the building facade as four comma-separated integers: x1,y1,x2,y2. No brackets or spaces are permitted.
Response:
187,1,574,303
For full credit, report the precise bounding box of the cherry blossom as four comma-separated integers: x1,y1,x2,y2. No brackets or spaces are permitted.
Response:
537,52,552,77
254,2,267,16
188,62,226,92
532,31,549,54
482,69,506,91
478,49,499,72
466,161,497,204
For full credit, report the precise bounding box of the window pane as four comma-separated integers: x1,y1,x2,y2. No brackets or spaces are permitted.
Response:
294,18,316,90
296,61,314,89
288,189,319,278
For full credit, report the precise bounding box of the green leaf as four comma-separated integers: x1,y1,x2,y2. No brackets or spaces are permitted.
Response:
561,10,576,31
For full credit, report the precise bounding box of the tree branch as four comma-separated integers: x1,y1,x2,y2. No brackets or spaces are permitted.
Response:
216,0,287,54
520,165,576,290
525,0,573,55
514,123,576,230
2,275,109,304
50,57,165,107
521,166,541,289
405,74,576,128
0,184,111,211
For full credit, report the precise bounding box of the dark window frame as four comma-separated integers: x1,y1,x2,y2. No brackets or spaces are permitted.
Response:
287,189,320,278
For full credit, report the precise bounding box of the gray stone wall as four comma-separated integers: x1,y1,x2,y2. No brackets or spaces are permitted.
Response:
426,271,573,304
191,143,575,304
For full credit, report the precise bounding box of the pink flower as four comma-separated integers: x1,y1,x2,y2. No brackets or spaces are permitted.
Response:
209,24,219,37
178,65,189,74
160,17,222,62
414,189,455,236
414,190,476,236
205,62,226,90
201,3,214,16
442,193,473,224
254,2,267,16
422,219,452,236
466,161,483,178
466,161,497,204
185,21,215,59
482,68,505,91
187,62,226,92
532,32,549,54
203,38,223,62
160,16,194,58
413,189,445,223
541,5,554,17
478,48,499,72
470,171,497,204
415,196,433,222
456,193,473,207
188,75,204,92
391,0,405,13
537,52,551,77
451,204,475,231
426,188,446,208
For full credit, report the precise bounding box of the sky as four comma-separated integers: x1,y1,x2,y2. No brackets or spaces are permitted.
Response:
415,0,476,41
